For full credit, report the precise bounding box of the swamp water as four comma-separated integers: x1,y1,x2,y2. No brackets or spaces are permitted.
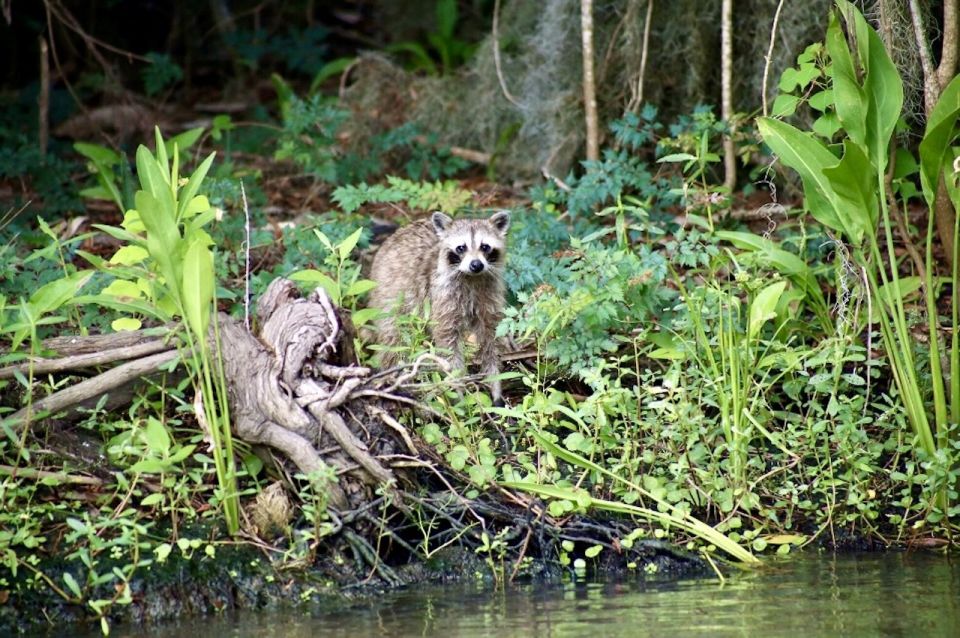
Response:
92,552,959,637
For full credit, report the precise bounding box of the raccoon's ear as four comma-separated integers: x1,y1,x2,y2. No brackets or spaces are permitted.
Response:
489,210,510,235
431,212,452,236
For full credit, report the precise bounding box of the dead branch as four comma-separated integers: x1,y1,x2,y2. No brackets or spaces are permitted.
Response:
0,338,171,379
7,349,178,431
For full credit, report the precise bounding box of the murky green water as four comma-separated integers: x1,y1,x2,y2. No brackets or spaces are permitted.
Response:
108,552,960,637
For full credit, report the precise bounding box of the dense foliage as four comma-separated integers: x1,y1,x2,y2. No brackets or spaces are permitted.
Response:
2,0,960,633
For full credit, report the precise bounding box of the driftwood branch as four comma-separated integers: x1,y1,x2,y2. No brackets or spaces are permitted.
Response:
0,338,171,379
7,349,178,430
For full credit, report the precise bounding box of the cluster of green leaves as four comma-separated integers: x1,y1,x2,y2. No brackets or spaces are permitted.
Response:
0,118,83,215
387,0,477,76
502,234,671,379
226,24,331,76
761,0,960,523
275,93,468,183
332,175,473,213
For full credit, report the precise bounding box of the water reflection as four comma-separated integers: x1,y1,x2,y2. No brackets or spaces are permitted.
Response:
105,553,960,637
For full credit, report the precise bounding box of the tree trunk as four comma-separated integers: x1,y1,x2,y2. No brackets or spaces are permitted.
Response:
721,0,736,193
581,0,599,162
909,0,959,268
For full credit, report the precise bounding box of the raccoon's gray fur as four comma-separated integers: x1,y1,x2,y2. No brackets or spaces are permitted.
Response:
368,210,510,404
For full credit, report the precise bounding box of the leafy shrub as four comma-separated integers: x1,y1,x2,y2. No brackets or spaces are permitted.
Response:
276,94,469,184
501,236,671,378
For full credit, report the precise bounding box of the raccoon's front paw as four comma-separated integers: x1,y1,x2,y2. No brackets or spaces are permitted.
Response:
492,397,505,409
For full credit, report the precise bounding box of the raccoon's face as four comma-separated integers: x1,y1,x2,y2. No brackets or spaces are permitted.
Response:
432,211,510,277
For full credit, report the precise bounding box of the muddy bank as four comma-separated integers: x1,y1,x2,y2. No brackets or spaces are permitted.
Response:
2,522,708,636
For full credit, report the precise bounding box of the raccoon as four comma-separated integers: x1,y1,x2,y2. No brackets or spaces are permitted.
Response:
367,210,510,405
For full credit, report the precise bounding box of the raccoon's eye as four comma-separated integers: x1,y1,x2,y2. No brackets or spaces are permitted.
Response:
455,244,467,254
479,243,491,253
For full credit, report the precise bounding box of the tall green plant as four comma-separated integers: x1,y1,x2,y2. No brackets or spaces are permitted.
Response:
758,0,960,519
82,128,240,534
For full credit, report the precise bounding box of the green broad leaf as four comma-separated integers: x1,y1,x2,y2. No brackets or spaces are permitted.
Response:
102,279,142,300
93,222,143,245
143,417,171,454
748,281,787,340
447,445,469,471
141,492,165,507
822,140,878,246
778,67,800,92
164,127,204,158
345,279,377,297
894,148,919,179
771,94,800,118
29,270,93,315
181,238,213,343
351,307,382,328
871,276,928,320
338,227,364,260
79,185,113,201
584,544,603,558
128,458,168,474
832,0,903,171
563,431,587,452
826,9,867,148
136,189,182,301
757,117,843,232
167,444,195,464
657,153,698,163
309,57,357,94
74,142,121,165
289,270,340,304
271,73,295,120
500,481,594,507
919,73,960,210
812,112,842,139
109,245,150,265
467,463,495,486
313,229,334,252
793,64,821,91
71,294,169,321
187,209,218,234
808,89,834,112
111,317,142,332
62,572,82,599
436,0,457,39
177,153,216,221
182,195,211,219
153,127,170,179
65,517,88,534
76,249,107,269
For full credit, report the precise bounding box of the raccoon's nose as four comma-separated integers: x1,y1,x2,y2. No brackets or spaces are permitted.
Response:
469,259,485,273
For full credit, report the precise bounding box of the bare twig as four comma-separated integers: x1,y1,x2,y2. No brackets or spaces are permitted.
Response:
761,0,787,116
370,406,418,455
38,36,49,157
626,0,655,114
908,0,941,113
492,0,522,108
0,464,103,486
241,179,251,330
